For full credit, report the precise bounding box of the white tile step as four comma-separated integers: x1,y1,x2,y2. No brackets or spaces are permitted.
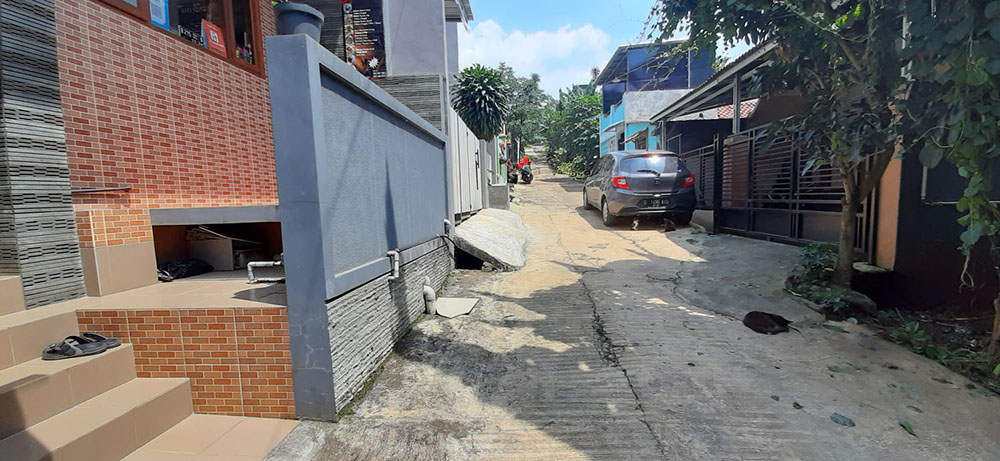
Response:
0,344,137,440
0,304,79,371
0,377,193,461
125,414,299,460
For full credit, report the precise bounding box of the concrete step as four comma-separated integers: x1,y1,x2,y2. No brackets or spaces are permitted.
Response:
0,305,79,371
0,276,26,316
0,377,193,461
0,344,137,440
125,414,299,460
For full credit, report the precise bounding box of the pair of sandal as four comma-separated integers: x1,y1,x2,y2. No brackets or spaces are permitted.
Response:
42,333,122,361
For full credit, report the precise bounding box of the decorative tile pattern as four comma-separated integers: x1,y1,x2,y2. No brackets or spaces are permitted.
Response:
53,0,279,248
0,0,88,307
77,307,294,418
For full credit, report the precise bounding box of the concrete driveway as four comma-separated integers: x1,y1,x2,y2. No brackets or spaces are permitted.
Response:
270,162,1000,460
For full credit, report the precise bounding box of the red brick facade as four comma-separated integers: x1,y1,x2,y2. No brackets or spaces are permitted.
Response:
55,0,279,247
77,308,295,419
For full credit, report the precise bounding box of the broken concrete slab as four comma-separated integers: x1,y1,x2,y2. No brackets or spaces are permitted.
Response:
453,209,527,271
435,297,479,318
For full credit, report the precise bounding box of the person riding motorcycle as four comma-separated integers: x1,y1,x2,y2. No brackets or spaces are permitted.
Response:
516,156,533,184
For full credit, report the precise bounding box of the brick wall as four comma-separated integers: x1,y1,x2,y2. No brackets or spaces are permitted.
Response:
328,245,454,410
54,0,279,247
77,307,294,419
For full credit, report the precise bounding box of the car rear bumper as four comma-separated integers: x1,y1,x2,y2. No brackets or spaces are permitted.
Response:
606,188,696,216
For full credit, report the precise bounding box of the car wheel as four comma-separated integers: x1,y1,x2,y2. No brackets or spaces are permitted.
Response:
671,212,693,226
583,188,594,210
602,199,618,227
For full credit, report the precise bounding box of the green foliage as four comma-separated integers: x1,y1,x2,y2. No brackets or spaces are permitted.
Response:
787,242,850,311
797,242,838,284
557,155,589,179
889,321,932,352
924,346,982,369
804,286,851,312
903,1,1000,253
452,64,511,141
648,1,911,288
545,87,601,175
497,64,554,153
879,317,1000,393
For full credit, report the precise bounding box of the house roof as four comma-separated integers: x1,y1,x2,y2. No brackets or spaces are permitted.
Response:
592,40,686,86
444,0,474,23
651,41,776,123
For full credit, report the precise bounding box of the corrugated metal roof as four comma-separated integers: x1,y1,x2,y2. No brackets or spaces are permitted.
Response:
445,0,474,23
592,40,686,86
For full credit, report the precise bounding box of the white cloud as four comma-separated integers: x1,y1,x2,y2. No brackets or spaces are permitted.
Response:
458,20,614,95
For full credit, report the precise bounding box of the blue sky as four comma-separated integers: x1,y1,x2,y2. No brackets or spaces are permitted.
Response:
459,0,657,95
458,1,749,95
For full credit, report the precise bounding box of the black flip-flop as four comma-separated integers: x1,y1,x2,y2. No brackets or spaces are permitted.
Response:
81,332,122,348
42,336,108,360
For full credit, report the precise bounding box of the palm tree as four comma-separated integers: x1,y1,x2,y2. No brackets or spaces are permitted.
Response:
451,64,511,140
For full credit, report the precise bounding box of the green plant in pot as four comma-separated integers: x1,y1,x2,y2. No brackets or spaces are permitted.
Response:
273,0,325,42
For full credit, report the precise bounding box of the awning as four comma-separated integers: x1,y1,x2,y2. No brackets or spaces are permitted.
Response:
651,41,776,123
602,120,624,133
624,129,647,144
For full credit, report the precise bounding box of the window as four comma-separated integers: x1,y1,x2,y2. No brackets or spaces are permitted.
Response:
96,0,263,74
231,0,258,64
101,0,150,21
620,155,678,174
600,156,614,174
632,131,648,150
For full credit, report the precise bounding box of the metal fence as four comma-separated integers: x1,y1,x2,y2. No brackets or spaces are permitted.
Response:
678,125,876,257
447,107,483,221
678,142,715,209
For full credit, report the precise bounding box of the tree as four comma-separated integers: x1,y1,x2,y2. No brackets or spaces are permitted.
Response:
903,0,1000,357
452,64,511,140
648,1,910,288
497,63,554,154
545,87,601,177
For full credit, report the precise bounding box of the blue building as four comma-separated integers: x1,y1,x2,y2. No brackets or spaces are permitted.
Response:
593,42,714,154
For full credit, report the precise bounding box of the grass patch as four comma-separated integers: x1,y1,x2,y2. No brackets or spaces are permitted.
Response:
872,311,1000,395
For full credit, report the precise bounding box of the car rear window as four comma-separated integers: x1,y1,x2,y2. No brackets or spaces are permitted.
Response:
620,155,678,174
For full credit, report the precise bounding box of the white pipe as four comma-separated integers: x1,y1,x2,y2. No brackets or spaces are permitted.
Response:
247,260,284,283
387,250,401,281
422,276,437,315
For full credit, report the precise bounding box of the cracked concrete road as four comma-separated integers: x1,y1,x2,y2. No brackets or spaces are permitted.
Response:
270,161,1000,460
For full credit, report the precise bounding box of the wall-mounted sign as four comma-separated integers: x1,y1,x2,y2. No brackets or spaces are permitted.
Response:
150,0,170,30
342,0,386,79
202,19,226,57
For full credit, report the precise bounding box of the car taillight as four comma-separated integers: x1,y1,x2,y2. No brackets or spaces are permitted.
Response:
612,176,630,189
682,175,695,188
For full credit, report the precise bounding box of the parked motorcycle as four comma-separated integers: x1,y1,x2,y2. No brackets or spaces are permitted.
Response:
520,164,533,184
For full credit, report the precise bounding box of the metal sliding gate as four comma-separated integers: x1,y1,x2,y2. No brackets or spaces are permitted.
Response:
679,126,877,257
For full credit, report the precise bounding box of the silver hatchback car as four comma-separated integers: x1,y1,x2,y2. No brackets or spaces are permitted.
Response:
583,151,696,227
